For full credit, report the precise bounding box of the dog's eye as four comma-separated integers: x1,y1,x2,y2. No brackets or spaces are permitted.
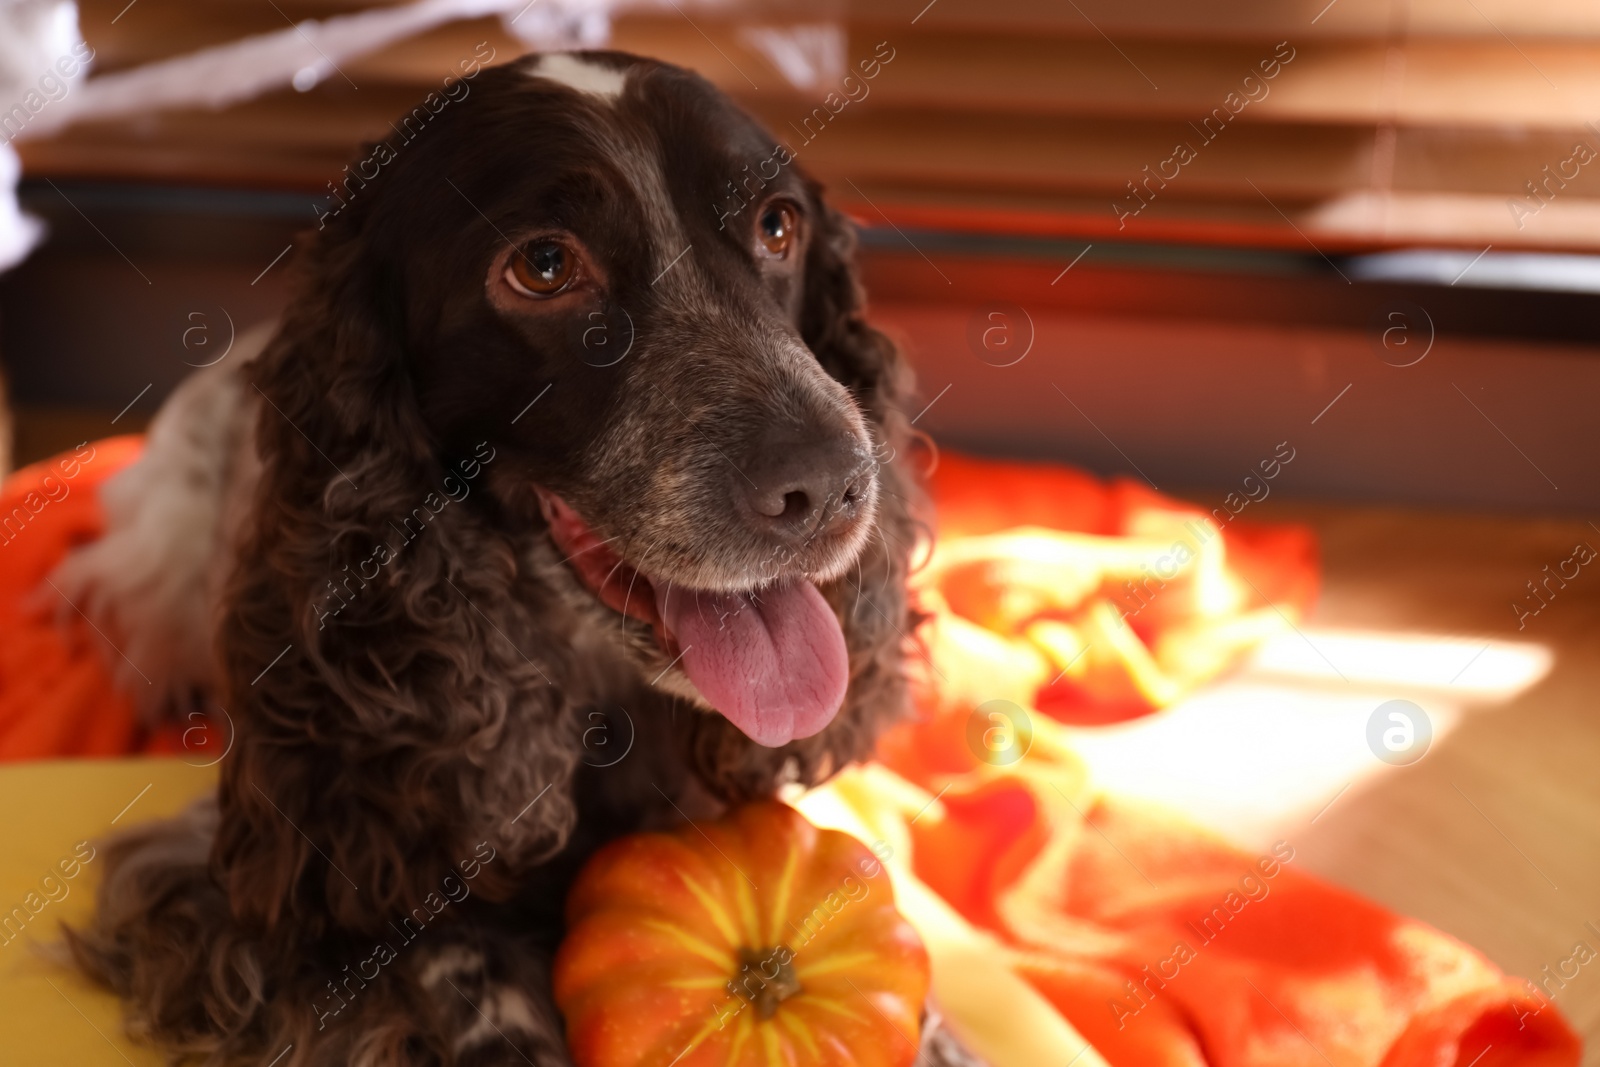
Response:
507,240,576,296
757,203,797,259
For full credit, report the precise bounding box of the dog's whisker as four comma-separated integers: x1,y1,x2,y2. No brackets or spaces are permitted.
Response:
597,549,633,594
871,520,901,587
854,549,866,616
558,534,622,567
620,539,659,630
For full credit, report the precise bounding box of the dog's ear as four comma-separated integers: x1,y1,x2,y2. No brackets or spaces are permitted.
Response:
213,210,579,935
799,188,915,430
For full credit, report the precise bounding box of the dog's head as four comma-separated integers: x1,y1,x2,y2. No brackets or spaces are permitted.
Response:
249,52,917,755
404,53,892,747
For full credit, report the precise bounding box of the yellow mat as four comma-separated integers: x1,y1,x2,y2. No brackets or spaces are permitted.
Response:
0,757,1099,1067
0,758,217,1064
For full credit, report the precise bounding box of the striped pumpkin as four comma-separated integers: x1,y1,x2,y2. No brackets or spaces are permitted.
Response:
553,800,929,1067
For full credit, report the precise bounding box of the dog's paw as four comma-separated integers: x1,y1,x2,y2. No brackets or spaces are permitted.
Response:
417,941,574,1067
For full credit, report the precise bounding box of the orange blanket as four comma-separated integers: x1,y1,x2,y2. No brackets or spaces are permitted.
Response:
0,436,184,760
0,440,1578,1066
865,454,1575,1067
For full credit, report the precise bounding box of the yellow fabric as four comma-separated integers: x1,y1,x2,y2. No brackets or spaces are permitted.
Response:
796,763,1110,1067
0,758,217,1064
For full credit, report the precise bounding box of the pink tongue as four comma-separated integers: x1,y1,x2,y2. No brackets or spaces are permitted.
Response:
654,581,849,747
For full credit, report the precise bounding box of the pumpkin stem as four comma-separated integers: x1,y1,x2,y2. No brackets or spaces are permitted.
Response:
728,945,802,1020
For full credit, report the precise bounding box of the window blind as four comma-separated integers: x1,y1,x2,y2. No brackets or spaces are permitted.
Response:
17,0,1600,252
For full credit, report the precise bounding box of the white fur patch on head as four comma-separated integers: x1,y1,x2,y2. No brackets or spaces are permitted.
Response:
527,53,626,100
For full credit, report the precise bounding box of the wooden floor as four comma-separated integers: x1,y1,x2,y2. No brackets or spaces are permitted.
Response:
1274,501,1600,1061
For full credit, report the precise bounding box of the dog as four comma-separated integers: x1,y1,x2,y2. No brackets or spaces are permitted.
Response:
54,51,978,1066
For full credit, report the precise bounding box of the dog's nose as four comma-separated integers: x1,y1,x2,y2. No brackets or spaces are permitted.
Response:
739,434,872,540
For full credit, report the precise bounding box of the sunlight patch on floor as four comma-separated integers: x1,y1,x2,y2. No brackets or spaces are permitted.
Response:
1061,628,1552,851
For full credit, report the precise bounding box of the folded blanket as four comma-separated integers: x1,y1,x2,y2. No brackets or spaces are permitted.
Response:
922,452,1319,725
0,439,1578,1066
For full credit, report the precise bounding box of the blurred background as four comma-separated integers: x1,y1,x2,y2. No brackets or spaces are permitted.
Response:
0,0,1596,1056
4,0,1600,510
